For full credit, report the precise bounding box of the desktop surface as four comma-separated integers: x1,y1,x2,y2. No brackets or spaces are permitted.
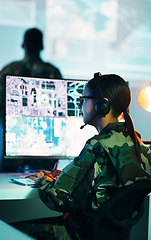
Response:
0,173,38,200
0,173,62,223
0,173,150,240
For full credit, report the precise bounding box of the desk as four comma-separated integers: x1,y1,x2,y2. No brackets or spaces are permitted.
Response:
0,173,62,223
0,173,151,240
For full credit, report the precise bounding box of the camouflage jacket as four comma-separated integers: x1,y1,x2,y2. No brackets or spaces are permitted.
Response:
0,56,62,79
38,122,151,213
0,56,62,109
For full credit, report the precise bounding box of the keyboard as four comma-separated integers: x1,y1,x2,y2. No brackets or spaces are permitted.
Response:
11,177,36,187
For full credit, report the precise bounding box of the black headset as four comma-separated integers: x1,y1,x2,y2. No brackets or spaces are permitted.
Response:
94,72,110,117
80,72,110,129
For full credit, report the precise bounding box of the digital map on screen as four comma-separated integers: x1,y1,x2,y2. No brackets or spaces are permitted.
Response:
5,75,97,157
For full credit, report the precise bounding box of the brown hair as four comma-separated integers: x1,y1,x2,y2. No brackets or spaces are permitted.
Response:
87,74,141,162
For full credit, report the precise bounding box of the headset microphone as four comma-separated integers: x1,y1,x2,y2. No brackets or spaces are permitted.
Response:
80,72,110,129
80,113,98,129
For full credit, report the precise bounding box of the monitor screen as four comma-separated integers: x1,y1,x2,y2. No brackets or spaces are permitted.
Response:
3,75,97,160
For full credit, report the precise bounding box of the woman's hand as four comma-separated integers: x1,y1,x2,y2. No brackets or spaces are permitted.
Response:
28,171,45,181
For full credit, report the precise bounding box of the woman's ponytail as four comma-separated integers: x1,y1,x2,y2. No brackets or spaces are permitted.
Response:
124,111,141,163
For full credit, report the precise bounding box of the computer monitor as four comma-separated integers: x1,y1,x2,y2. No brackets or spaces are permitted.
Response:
3,75,97,161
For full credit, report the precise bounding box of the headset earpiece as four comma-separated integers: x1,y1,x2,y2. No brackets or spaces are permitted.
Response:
94,72,110,117
95,97,110,116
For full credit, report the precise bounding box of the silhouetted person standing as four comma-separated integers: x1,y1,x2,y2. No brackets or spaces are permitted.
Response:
0,28,63,109
0,28,62,171
0,28,62,80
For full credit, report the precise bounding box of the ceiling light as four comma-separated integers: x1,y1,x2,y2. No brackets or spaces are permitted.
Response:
137,85,151,112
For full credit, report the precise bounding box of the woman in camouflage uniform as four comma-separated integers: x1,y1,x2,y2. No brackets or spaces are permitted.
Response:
13,73,151,240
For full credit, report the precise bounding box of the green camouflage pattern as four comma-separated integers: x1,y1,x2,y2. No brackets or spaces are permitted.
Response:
38,122,151,212
0,56,62,109
0,56,62,79
13,122,151,239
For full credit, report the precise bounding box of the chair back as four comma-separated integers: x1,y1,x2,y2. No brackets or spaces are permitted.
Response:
93,180,151,240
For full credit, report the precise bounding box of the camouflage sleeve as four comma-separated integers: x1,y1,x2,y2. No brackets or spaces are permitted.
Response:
38,125,151,213
38,138,102,212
